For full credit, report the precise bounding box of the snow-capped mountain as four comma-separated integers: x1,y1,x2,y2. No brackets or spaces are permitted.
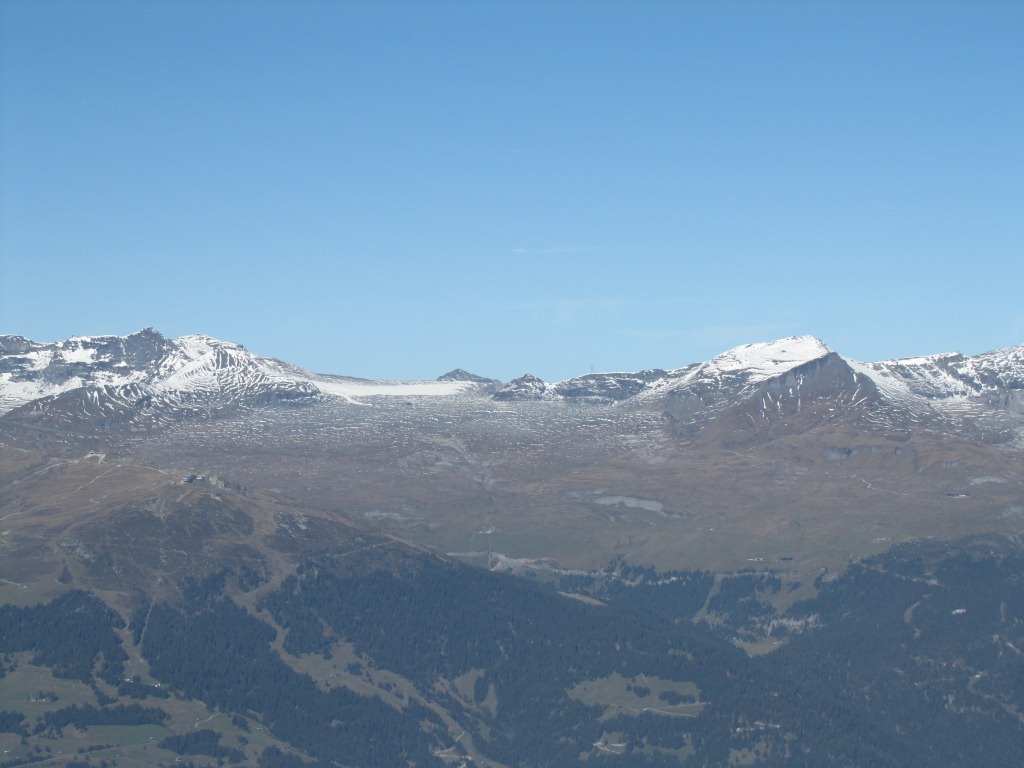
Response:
3,328,1023,580
494,337,843,403
2,330,1022,442
1,328,169,411
0,329,484,429
850,347,1024,409
494,335,1023,422
0,329,317,421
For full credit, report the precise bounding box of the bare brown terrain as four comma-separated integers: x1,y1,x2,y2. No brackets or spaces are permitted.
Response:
2,331,1023,594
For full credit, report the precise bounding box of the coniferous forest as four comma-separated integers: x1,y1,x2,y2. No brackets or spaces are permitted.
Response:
1,533,1023,767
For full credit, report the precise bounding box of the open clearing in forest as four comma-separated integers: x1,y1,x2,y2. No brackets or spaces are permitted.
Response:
568,672,705,721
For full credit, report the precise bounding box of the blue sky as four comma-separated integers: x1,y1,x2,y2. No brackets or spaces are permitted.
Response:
2,1,1022,382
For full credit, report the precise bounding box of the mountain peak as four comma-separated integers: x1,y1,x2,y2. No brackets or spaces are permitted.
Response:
437,368,500,384
130,326,166,340
704,336,833,377
493,373,550,401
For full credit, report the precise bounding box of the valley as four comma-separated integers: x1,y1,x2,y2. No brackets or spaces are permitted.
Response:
1,329,1023,766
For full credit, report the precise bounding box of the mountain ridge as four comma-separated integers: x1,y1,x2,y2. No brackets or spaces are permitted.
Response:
2,331,1024,767
3,326,1022,579
4,328,1021,418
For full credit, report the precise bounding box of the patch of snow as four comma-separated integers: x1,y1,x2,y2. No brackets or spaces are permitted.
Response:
594,495,665,513
849,355,973,402
26,350,54,371
968,476,1007,486
698,336,833,379
0,377,52,409
315,378,474,399
59,345,98,364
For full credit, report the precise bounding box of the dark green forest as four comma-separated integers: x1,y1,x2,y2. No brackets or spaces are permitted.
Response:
1,536,1023,767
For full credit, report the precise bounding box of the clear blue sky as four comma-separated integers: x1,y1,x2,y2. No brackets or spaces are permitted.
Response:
2,1,1022,382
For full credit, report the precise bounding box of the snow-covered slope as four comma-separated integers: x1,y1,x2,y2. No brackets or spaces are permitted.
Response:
485,335,1024,445
683,336,835,383
656,336,841,400
3,330,1022,441
492,335,1023,413
0,328,166,411
493,336,843,404
0,329,314,416
850,345,1024,410
0,329,482,424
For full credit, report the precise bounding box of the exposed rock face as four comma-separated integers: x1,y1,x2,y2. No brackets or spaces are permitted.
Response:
550,370,669,403
437,369,503,394
437,368,497,383
3,330,1023,457
852,346,1024,413
0,329,321,437
0,327,172,388
495,370,671,403
493,373,551,400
